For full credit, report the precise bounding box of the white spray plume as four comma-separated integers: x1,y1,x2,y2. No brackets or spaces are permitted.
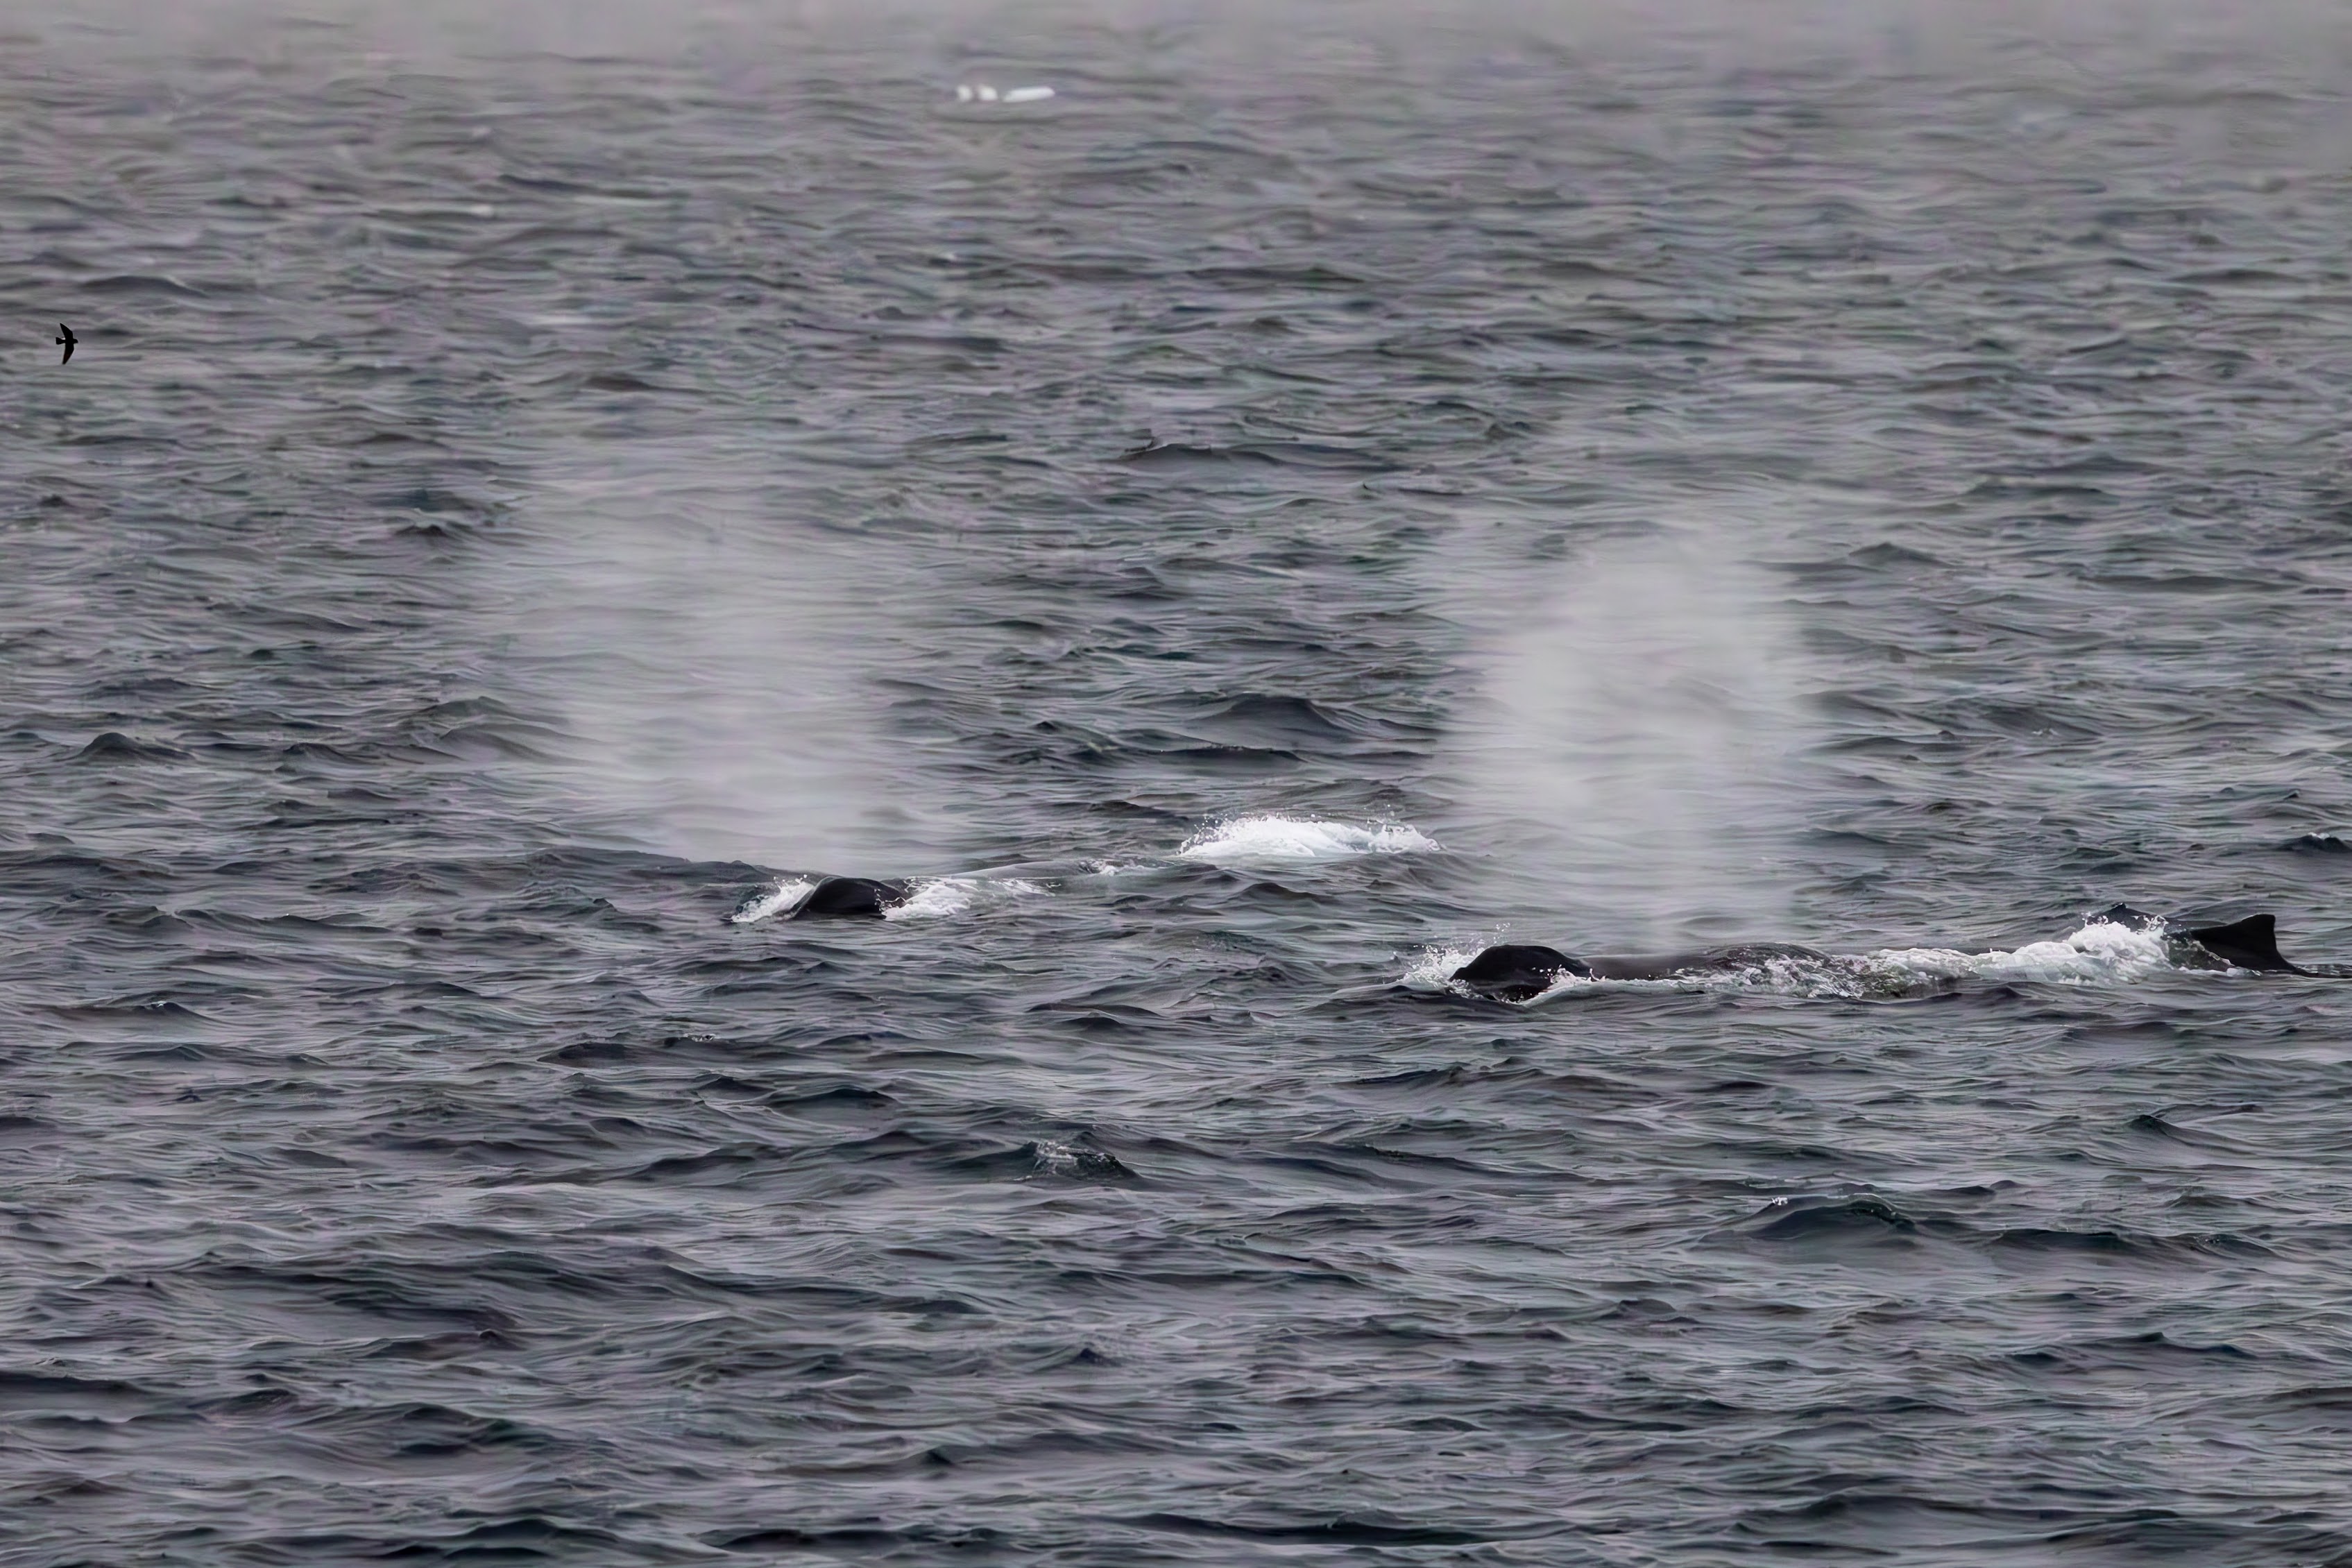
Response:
491,437,947,873
1454,526,1811,946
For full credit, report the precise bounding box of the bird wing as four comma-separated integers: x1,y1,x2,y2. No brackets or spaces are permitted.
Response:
60,340,72,363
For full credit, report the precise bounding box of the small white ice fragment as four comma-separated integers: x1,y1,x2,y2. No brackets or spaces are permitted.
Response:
976,84,999,102
1002,85,1055,103
955,84,975,102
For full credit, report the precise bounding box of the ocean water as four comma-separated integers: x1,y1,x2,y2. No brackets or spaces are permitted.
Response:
8,1,2352,1562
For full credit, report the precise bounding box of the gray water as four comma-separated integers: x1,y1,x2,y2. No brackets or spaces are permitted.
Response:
9,1,2352,1561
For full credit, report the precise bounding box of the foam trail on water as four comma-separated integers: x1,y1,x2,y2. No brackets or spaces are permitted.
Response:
885,876,1044,921
733,821,1431,925
1179,815,1439,866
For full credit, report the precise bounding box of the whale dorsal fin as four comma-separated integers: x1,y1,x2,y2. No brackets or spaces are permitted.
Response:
2183,914,2304,974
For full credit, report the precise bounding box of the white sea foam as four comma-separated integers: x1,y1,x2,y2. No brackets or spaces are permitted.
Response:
1177,815,1439,867
1026,1138,1130,1180
955,84,1053,104
1871,915,2174,986
729,878,816,924
1403,944,1488,994
883,876,1044,921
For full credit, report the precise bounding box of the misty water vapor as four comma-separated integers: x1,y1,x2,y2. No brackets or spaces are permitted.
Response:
493,440,939,874
1454,525,1814,945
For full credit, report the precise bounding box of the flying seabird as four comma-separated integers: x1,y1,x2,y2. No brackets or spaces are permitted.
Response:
55,323,75,364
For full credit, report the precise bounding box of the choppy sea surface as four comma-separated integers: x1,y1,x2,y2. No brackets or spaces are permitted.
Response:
10,2,2352,1562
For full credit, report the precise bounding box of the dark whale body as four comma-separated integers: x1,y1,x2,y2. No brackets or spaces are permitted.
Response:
1452,940,1832,1001
1453,908,2350,1001
790,876,910,920
1452,944,1587,1002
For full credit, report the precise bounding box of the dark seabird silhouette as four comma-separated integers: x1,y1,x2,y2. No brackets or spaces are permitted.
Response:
55,323,75,364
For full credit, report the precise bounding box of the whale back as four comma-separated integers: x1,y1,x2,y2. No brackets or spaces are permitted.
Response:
1454,944,1589,1001
792,876,910,920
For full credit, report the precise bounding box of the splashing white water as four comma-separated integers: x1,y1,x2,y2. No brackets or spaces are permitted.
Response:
1177,815,1439,866
729,878,818,925
1873,914,2174,985
883,876,1043,921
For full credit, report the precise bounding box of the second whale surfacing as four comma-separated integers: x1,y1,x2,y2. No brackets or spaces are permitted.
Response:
1451,941,1833,1003
1449,909,2351,1003
788,876,911,919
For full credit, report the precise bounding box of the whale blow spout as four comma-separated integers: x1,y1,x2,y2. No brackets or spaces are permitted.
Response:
791,876,910,920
